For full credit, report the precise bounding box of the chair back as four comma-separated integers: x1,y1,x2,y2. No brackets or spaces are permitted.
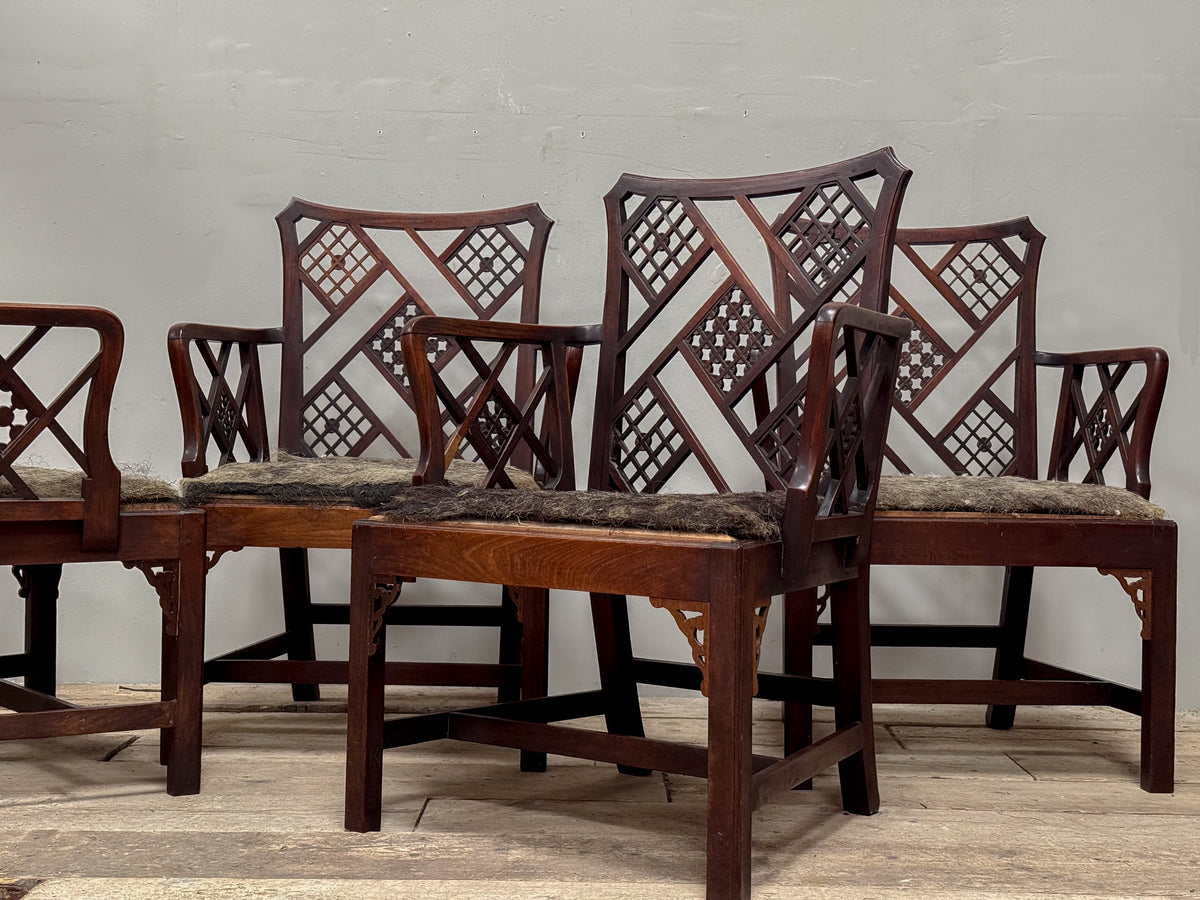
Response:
276,199,552,461
591,149,911,579
871,219,1045,478
591,148,909,495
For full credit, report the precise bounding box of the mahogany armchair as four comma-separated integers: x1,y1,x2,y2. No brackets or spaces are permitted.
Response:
345,149,913,898
0,303,204,795
784,219,1176,792
168,199,554,708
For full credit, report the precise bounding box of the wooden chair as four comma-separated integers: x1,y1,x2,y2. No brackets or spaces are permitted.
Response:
0,303,204,795
784,219,1177,792
344,149,913,898
168,199,554,708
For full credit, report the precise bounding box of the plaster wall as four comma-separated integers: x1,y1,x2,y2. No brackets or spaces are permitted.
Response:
1,1,1197,707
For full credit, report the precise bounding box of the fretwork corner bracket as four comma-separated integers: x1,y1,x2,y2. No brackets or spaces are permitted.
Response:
123,560,180,637
506,585,525,625
367,576,414,656
1097,567,1151,640
649,597,771,697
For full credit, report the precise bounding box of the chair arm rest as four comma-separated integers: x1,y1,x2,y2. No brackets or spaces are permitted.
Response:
401,316,602,490
1037,346,1169,498
781,303,911,583
167,321,283,477
1035,346,1168,368
0,302,124,549
402,316,603,347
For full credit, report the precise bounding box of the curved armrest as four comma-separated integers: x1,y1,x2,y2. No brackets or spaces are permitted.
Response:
781,303,911,583
1036,345,1168,497
167,321,284,477
400,316,602,490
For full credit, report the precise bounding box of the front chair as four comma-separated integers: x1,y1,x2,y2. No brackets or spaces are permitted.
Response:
345,148,912,898
0,303,204,796
168,199,554,710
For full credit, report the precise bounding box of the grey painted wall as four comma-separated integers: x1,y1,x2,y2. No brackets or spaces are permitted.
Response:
2,1,1197,707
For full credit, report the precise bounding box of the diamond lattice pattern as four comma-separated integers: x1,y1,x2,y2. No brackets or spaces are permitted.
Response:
611,387,690,492
302,382,372,456
625,199,704,297
301,224,379,308
779,183,867,291
445,227,523,306
947,397,1015,476
940,242,1019,317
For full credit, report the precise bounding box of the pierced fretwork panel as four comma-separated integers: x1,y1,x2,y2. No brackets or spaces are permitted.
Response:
279,201,550,460
610,384,693,493
939,240,1020,320
624,197,705,299
684,287,778,398
300,223,382,312
779,182,868,292
599,152,907,496
943,393,1017,477
879,221,1043,478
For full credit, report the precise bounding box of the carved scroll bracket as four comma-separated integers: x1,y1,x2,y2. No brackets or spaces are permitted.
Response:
124,560,180,637
368,576,415,656
1097,567,1151,639
206,547,242,572
11,565,32,599
506,585,524,625
649,597,771,697
812,584,830,637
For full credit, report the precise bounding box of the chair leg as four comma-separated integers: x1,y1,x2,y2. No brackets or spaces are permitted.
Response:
986,565,1034,730
590,593,649,777
1141,547,1176,793
782,588,818,786
497,585,522,704
829,573,879,816
345,545,386,832
517,586,549,773
279,547,320,702
19,564,62,696
166,512,206,796
705,587,754,900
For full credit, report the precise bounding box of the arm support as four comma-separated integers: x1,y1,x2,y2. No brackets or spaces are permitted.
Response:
167,322,283,477
1036,346,1168,498
400,317,602,490
782,303,911,584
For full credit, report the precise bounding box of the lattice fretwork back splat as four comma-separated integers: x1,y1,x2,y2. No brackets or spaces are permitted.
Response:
879,219,1045,478
594,150,910,496
277,200,552,459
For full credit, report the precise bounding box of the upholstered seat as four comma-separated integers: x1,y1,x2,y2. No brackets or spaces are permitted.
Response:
182,454,539,507
374,475,1165,541
377,487,786,540
0,466,180,504
875,475,1165,519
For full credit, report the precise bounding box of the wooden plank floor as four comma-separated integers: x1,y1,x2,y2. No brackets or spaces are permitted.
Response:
1,685,1197,898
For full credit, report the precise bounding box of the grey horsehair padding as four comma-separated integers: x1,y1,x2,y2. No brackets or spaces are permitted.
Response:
374,474,1165,542
0,466,181,504
181,453,540,507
